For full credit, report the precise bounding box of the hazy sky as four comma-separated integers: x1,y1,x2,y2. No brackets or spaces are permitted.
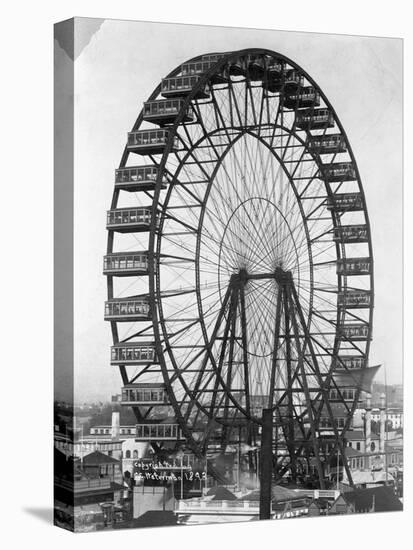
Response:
59,18,402,402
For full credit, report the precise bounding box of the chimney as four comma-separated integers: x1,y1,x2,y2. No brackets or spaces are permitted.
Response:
379,393,386,454
111,411,120,440
365,393,372,469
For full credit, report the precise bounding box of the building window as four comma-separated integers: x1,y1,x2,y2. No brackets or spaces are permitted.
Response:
125,450,131,459
356,442,361,451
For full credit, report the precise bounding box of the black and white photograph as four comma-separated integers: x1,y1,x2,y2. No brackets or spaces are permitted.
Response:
53,17,403,532
2,3,410,549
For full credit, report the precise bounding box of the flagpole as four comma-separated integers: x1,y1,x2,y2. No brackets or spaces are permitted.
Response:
180,455,183,500
237,442,240,491
81,424,84,464
237,426,241,490
336,448,339,491
256,448,259,489
384,363,388,486
205,453,208,493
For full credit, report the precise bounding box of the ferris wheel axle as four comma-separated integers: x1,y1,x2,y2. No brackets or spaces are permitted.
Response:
229,267,293,286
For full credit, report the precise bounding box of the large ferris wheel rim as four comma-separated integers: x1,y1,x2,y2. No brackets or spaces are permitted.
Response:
106,47,374,453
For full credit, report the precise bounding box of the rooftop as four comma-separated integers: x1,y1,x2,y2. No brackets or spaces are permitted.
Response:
343,486,402,513
83,450,120,465
345,469,395,485
239,485,303,503
206,486,237,501
115,511,179,529
347,430,379,441
344,447,366,458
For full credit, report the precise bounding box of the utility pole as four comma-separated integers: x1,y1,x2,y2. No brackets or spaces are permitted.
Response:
259,408,273,520
384,365,389,485
205,454,208,494
365,393,372,470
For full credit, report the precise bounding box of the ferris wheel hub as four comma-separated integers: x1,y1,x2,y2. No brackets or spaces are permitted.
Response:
274,267,293,285
229,267,293,285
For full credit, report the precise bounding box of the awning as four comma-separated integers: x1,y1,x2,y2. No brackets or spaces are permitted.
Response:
334,365,381,392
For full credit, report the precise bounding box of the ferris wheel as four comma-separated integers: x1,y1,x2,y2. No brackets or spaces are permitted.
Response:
104,49,374,485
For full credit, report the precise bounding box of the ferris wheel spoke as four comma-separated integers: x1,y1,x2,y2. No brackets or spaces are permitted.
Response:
284,294,333,359
205,201,276,269
160,234,222,270
209,87,234,137
206,289,238,417
238,284,251,416
183,283,235,422
185,115,224,166
246,81,258,127
227,79,243,127
257,86,268,134
162,286,215,318
288,285,353,470
267,97,284,148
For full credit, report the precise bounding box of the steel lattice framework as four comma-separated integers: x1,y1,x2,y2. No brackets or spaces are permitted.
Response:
104,49,374,488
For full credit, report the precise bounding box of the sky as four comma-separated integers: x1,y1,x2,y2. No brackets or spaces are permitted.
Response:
56,18,402,402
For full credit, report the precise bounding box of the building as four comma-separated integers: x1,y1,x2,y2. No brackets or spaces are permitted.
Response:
82,450,123,483
57,412,153,475
175,485,312,525
307,485,402,516
111,394,122,403
346,429,380,454
371,407,403,429
342,486,402,513
385,435,403,469
371,382,403,408
122,438,149,475
133,485,175,520
346,447,368,471
54,448,129,532
175,492,260,525
54,432,124,461
328,494,354,515
345,469,396,488
90,424,136,436
114,511,178,529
